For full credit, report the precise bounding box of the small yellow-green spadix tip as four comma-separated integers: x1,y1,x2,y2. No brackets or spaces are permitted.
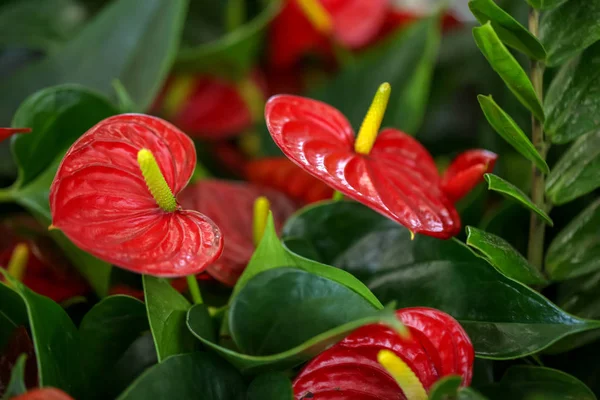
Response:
253,196,270,246
7,243,29,282
297,0,333,35
377,350,428,400
355,82,392,155
137,148,177,212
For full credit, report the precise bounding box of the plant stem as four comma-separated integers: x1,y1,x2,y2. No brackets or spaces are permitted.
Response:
186,275,203,305
0,188,14,203
527,8,548,271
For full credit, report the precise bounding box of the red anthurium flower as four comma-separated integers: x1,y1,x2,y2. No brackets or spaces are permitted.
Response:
153,72,265,140
0,127,31,142
269,0,388,68
265,83,497,238
49,114,223,277
179,180,296,286
12,388,74,400
245,157,334,204
440,149,498,203
293,307,474,399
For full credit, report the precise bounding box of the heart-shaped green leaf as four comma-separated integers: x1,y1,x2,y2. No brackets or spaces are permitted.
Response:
469,0,546,60
0,0,187,124
230,268,379,355
282,201,600,359
116,352,246,400
473,22,544,121
246,372,293,400
547,199,600,280
79,295,150,399
541,0,600,67
545,43,600,144
546,130,600,205
143,276,198,362
478,95,548,173
0,274,83,397
484,173,553,225
466,226,547,285
480,366,596,399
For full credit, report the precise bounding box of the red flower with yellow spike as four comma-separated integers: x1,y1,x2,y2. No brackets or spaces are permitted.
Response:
293,307,474,399
49,114,223,276
265,83,497,238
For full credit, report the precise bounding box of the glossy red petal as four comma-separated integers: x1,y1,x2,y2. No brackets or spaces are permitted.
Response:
292,308,474,399
245,157,334,204
179,180,296,286
50,114,223,277
440,149,498,203
266,95,460,238
322,0,388,48
0,127,31,143
12,388,74,400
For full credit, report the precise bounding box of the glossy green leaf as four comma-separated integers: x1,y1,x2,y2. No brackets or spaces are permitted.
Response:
473,22,544,121
481,366,596,399
546,130,600,205
546,199,600,280
11,84,118,187
0,274,83,397
469,0,546,60
545,42,600,144
484,173,553,225
246,372,293,400
0,0,188,124
143,276,197,362
0,0,85,53
1,354,27,400
282,201,600,359
478,95,548,173
540,0,600,66
187,303,399,375
230,268,378,355
466,226,547,285
526,0,568,10
116,352,246,400
428,375,462,400
310,17,440,135
176,0,281,77
0,280,27,348
232,214,383,309
79,295,150,399
458,388,489,400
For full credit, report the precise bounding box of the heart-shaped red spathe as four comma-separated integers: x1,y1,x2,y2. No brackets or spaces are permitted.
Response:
49,114,223,277
441,149,498,203
266,95,467,238
179,180,297,286
0,127,30,142
292,307,474,399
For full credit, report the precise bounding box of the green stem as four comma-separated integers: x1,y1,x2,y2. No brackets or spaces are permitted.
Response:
226,0,246,33
0,188,14,203
186,275,203,305
527,8,548,272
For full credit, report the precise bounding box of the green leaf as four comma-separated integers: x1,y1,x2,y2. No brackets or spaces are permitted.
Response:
11,84,118,187
116,352,246,400
458,388,489,400
0,0,85,53
0,0,188,125
469,0,546,60
0,280,27,348
481,366,596,399
232,214,383,310
484,173,553,225
477,95,549,173
525,0,568,10
230,268,378,355
473,22,544,121
282,201,600,359
187,303,399,375
545,130,600,205
176,0,281,77
541,0,600,67
246,372,293,400
428,375,462,400
545,43,600,144
0,274,83,397
546,199,600,280
1,354,27,400
143,276,197,362
310,17,441,135
79,295,150,399
466,226,547,285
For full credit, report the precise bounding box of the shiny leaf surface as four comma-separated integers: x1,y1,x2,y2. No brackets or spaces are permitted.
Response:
473,22,544,121
246,372,293,400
